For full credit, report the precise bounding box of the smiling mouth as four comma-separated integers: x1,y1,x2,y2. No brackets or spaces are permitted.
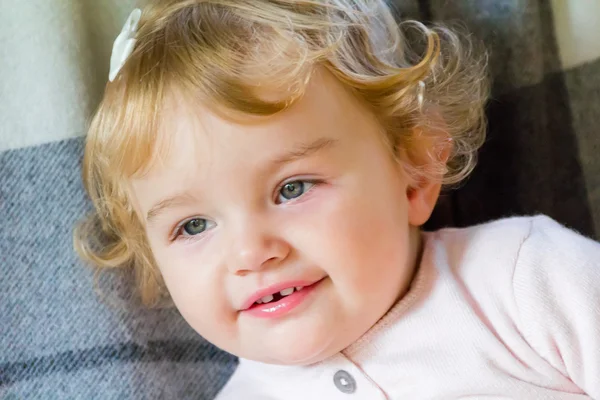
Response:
241,278,325,317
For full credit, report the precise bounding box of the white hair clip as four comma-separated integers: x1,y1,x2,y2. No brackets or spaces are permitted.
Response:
109,8,142,82
417,80,426,108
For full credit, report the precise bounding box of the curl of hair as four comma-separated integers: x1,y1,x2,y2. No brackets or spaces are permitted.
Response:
74,0,489,306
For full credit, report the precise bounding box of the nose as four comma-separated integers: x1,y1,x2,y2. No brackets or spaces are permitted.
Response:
226,216,290,275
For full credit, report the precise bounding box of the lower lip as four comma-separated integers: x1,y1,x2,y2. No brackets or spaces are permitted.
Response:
243,280,322,319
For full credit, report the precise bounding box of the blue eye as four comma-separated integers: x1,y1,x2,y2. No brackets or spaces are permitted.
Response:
182,218,207,236
173,218,216,241
278,180,315,203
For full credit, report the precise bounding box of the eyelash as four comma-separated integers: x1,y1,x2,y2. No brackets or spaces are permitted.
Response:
170,179,321,242
274,178,319,204
171,219,208,242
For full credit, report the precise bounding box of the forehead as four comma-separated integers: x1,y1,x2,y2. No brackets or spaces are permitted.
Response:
152,69,377,175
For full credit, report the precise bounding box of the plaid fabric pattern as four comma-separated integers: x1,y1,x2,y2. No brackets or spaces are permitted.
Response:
1,1,598,398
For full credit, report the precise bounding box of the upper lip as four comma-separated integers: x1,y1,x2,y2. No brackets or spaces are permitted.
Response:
239,279,322,311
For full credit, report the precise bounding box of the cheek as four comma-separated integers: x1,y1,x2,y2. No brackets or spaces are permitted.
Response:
150,244,235,339
302,182,410,291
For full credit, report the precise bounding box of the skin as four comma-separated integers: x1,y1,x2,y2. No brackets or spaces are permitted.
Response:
130,69,443,365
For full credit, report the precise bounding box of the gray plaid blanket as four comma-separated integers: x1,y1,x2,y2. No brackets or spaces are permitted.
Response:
1,0,599,398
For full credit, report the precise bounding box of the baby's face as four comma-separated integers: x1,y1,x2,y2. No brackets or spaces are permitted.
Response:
132,70,422,365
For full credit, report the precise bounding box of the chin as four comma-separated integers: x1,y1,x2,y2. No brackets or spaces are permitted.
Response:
254,333,337,366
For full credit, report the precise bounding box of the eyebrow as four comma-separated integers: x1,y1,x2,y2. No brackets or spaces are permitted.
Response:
146,192,196,224
146,137,338,223
270,137,338,167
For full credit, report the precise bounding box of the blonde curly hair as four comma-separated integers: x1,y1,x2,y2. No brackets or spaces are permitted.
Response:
74,0,489,306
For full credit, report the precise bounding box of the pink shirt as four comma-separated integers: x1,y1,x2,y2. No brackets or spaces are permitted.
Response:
216,216,600,399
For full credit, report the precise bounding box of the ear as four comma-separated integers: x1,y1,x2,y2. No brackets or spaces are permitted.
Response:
405,125,452,227
407,177,443,227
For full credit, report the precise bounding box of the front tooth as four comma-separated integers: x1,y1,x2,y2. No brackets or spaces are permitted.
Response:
255,299,263,304
295,286,304,291
260,294,274,303
280,288,294,296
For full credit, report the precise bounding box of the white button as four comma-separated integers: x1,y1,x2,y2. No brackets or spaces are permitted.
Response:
333,370,356,394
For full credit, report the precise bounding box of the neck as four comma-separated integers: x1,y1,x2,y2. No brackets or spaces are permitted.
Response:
395,226,423,304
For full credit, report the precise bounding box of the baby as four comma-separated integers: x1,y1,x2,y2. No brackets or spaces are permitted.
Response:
75,0,600,398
